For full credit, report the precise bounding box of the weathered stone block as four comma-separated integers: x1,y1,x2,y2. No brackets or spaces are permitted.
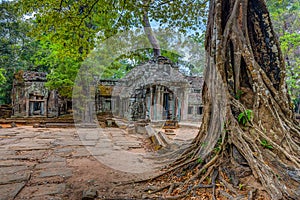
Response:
39,168,72,178
82,188,98,200
136,125,147,134
0,182,26,200
0,172,30,184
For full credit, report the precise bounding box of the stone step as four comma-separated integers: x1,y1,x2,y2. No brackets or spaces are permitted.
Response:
76,123,98,128
45,123,75,128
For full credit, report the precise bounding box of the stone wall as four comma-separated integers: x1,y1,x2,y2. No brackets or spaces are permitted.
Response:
186,76,203,121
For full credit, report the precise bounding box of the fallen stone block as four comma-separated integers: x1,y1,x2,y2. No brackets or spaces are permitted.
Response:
136,125,147,134
145,123,171,151
11,122,17,128
145,125,156,137
82,188,98,200
163,120,179,129
158,131,170,145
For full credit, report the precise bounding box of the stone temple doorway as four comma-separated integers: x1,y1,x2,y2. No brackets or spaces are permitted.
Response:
28,94,46,116
130,85,179,121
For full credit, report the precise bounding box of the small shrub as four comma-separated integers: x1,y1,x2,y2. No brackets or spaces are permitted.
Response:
197,158,203,164
201,142,208,147
213,138,222,153
238,109,253,125
238,183,244,190
235,89,244,100
260,139,273,149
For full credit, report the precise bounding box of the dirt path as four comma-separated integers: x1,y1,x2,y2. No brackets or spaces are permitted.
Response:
0,125,199,199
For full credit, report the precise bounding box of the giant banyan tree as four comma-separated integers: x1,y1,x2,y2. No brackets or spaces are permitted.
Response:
146,0,300,199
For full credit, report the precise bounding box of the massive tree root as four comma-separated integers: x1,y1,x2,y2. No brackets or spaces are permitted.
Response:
140,0,300,199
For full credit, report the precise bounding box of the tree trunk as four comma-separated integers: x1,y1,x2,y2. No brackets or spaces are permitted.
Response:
142,0,161,57
148,0,300,199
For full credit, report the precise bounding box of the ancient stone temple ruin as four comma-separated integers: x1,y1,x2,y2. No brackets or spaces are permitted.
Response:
11,57,203,122
95,56,203,122
11,71,69,117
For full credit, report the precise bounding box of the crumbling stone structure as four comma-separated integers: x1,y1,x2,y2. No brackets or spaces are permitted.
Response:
96,56,203,122
11,57,203,122
11,71,68,117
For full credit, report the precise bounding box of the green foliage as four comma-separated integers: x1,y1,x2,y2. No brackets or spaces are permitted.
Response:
276,174,281,180
237,109,253,126
201,141,208,147
280,32,300,107
0,69,6,85
213,137,222,153
12,0,208,98
3,0,296,107
238,183,244,190
45,58,80,99
235,90,244,100
32,38,81,98
197,158,203,164
18,0,208,60
267,0,300,113
260,139,273,150
0,0,43,104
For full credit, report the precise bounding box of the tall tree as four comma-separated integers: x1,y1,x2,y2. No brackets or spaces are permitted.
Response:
142,0,161,57
147,0,299,199
0,0,39,104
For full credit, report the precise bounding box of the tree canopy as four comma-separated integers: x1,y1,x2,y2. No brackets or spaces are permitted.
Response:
0,0,45,103
14,0,208,98
0,0,297,105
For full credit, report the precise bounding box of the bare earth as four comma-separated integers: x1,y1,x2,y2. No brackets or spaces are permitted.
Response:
0,125,199,199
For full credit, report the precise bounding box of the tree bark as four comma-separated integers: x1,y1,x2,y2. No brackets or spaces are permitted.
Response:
142,0,161,57
148,0,300,199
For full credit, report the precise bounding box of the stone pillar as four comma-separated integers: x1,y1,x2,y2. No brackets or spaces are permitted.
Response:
171,96,175,120
45,99,48,117
173,90,177,120
181,88,189,121
26,99,29,117
153,86,157,120
157,86,162,120
150,87,153,120
159,87,164,120
40,102,44,115
172,98,175,120
156,86,160,120
177,99,181,121
147,95,151,119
